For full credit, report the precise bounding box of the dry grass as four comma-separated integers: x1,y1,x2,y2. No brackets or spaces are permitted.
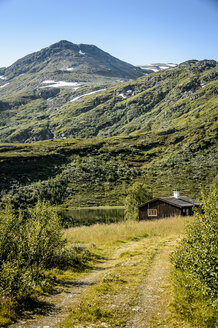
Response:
64,216,192,246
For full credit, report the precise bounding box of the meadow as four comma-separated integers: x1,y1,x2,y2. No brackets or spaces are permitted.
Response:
61,197,217,328
64,215,191,246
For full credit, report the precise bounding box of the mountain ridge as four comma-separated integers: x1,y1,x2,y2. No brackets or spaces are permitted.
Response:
0,40,217,145
0,58,217,143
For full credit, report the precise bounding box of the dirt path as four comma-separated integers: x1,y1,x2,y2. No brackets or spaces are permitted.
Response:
125,240,176,328
9,245,132,328
9,239,178,328
10,272,100,328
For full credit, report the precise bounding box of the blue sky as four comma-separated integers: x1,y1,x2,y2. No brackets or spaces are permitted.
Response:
0,0,217,67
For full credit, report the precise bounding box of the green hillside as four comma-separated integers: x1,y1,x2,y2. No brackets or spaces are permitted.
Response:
50,59,217,138
0,58,217,208
0,59,217,143
0,115,217,209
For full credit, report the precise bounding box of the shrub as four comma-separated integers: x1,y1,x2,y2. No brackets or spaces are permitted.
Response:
24,202,65,273
0,201,65,301
54,243,91,269
171,189,218,327
0,261,34,299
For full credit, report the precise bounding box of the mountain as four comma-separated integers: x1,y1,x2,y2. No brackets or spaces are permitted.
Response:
0,58,217,142
0,40,147,142
139,63,177,72
0,40,145,106
0,40,144,84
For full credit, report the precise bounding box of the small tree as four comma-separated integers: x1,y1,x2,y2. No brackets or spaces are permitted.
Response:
24,201,65,276
124,182,152,220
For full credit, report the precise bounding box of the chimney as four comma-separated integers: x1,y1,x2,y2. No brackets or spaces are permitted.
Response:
173,190,180,199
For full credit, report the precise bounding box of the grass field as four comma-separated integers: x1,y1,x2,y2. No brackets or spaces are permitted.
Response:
64,216,192,246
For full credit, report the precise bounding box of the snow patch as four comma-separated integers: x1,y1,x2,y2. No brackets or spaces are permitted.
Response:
139,63,177,72
42,80,56,84
65,67,75,71
61,67,75,72
41,80,81,89
70,95,83,102
0,83,9,89
70,89,106,102
0,75,6,80
79,50,86,55
151,68,159,72
118,89,132,98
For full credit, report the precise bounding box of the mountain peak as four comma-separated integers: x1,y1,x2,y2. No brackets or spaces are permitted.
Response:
53,40,73,46
48,40,104,55
49,40,76,49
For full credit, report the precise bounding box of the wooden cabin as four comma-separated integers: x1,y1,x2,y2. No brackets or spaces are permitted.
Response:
138,191,201,220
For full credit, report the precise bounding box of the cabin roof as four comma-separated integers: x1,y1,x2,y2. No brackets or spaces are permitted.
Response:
138,196,201,209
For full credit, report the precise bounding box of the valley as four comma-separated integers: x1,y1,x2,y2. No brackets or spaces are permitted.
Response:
0,44,217,208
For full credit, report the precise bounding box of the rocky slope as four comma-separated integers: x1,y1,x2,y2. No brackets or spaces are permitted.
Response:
49,59,217,139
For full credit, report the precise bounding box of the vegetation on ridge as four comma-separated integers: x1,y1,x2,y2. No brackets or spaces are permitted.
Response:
0,59,217,143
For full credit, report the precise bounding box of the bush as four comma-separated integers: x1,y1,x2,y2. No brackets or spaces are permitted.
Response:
0,201,64,301
54,243,91,269
171,189,218,327
0,261,34,300
25,202,65,272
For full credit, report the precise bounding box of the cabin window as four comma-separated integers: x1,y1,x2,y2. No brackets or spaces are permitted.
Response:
147,209,157,216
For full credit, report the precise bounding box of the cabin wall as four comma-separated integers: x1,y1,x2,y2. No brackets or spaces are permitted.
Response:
138,200,182,220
